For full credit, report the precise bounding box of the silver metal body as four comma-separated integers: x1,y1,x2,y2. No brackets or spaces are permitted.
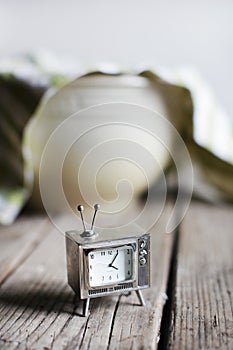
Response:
65,224,150,316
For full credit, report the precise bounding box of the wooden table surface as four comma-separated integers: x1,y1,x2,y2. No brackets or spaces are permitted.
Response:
0,202,232,350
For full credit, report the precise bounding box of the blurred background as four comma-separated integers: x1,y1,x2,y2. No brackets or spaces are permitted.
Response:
0,0,233,120
0,0,233,226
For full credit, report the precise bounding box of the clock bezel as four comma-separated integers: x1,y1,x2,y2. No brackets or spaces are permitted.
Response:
84,243,137,289
79,237,139,299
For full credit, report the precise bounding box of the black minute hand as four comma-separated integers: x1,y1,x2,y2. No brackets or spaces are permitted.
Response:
108,250,119,270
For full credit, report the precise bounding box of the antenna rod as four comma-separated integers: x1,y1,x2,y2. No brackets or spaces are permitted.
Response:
77,205,87,232
91,204,100,231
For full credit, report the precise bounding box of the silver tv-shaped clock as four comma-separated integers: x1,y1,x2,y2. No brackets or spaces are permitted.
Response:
65,205,151,316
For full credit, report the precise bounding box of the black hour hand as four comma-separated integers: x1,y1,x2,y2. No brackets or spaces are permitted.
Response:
109,251,119,270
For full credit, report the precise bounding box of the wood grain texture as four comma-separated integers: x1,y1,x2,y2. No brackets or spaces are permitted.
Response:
0,204,174,350
168,203,233,350
0,215,49,285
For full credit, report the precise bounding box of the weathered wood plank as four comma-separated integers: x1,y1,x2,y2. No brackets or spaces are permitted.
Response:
0,203,174,350
0,215,49,285
168,203,233,350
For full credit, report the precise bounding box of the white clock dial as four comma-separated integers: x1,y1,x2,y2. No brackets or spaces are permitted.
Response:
87,246,134,287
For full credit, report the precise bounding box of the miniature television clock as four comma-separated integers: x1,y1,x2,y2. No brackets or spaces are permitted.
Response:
65,204,151,316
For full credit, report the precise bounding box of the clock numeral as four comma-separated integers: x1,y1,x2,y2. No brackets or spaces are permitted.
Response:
128,259,131,265
127,249,130,254
102,276,104,281
117,274,119,279
90,254,94,259
128,270,131,276
90,276,92,281
108,250,113,255
90,265,92,270
109,275,112,280
101,251,105,256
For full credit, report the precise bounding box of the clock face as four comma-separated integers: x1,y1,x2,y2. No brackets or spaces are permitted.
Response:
87,246,134,287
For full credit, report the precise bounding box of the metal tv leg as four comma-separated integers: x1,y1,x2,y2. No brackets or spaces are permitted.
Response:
83,298,90,317
136,289,146,306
